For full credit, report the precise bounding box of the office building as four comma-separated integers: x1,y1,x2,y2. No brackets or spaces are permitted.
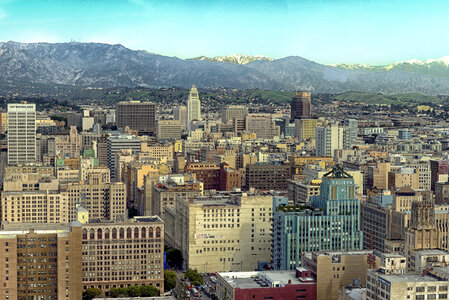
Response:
245,163,290,191
272,166,363,270
81,216,165,295
294,118,317,140
290,91,311,119
343,119,358,149
303,251,377,300
221,105,248,123
165,192,273,273
116,101,156,135
0,223,82,300
151,174,203,216
157,120,182,141
245,114,280,139
106,134,141,181
184,162,220,190
316,123,344,157
7,102,36,164
187,85,201,130
173,105,187,130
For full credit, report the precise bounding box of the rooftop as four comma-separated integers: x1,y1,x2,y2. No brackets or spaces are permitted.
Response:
218,270,314,290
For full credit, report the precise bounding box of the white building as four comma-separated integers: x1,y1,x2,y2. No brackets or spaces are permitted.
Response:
7,103,36,164
187,85,201,131
316,122,344,157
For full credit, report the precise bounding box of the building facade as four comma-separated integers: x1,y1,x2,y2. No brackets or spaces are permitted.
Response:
116,101,156,136
7,103,36,165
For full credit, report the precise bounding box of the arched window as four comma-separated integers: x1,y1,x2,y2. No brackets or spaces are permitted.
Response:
141,227,146,238
156,227,161,238
89,229,95,240
82,229,87,240
126,228,132,239
105,228,110,239
149,227,154,238
112,228,117,239
134,228,139,239
119,228,125,239
97,228,102,240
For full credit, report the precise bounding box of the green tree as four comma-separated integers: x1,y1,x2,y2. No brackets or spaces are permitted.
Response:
164,270,177,291
127,285,141,297
109,287,127,298
167,248,183,268
83,287,103,299
185,268,204,286
139,285,160,297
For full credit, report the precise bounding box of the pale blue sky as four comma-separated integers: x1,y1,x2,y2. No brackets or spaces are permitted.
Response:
0,0,448,64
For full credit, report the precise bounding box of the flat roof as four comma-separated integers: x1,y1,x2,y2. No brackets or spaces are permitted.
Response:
377,272,438,283
219,270,314,290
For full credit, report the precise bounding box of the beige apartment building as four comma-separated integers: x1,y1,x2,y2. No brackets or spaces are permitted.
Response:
81,216,165,295
0,223,83,300
151,174,203,216
165,192,273,273
157,120,182,140
302,251,379,300
66,172,126,221
140,142,174,162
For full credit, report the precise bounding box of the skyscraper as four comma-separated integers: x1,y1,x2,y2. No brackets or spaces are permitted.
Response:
174,105,187,130
187,85,201,130
116,100,156,135
7,102,36,164
272,165,363,270
316,122,344,157
290,91,311,119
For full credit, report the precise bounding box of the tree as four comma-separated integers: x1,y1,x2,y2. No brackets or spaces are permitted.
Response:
127,285,141,297
139,285,160,297
83,288,102,299
185,268,204,286
109,287,128,298
167,248,183,268
165,270,177,291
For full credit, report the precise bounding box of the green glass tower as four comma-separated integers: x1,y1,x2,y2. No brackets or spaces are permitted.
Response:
272,165,363,270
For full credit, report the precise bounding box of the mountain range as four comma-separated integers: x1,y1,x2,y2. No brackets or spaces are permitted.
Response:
2,41,449,95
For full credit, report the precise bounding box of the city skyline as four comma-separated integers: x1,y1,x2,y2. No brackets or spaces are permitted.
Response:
0,0,448,65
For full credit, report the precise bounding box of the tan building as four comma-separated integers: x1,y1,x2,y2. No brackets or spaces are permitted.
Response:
140,142,174,162
388,167,419,191
294,118,318,140
81,216,165,295
157,120,182,140
0,223,83,300
152,174,203,216
52,126,81,158
287,179,320,204
367,162,390,191
302,251,379,300
166,192,273,273
245,114,280,139
5,164,55,177
66,172,126,221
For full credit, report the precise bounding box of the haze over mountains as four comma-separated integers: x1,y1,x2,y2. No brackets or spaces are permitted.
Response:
2,41,449,95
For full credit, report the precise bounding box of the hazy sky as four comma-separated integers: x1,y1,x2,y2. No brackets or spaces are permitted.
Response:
0,0,448,65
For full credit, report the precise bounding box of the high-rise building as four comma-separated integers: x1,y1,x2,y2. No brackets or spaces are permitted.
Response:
81,216,165,295
221,105,248,123
245,114,280,139
187,85,201,130
343,119,358,149
245,163,290,191
315,122,344,157
290,91,311,119
0,223,83,300
173,105,187,130
164,192,273,273
294,118,318,140
7,102,36,164
106,134,141,181
272,165,363,270
156,120,182,140
116,101,156,135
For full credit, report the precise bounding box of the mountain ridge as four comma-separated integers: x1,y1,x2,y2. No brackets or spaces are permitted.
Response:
1,41,449,95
